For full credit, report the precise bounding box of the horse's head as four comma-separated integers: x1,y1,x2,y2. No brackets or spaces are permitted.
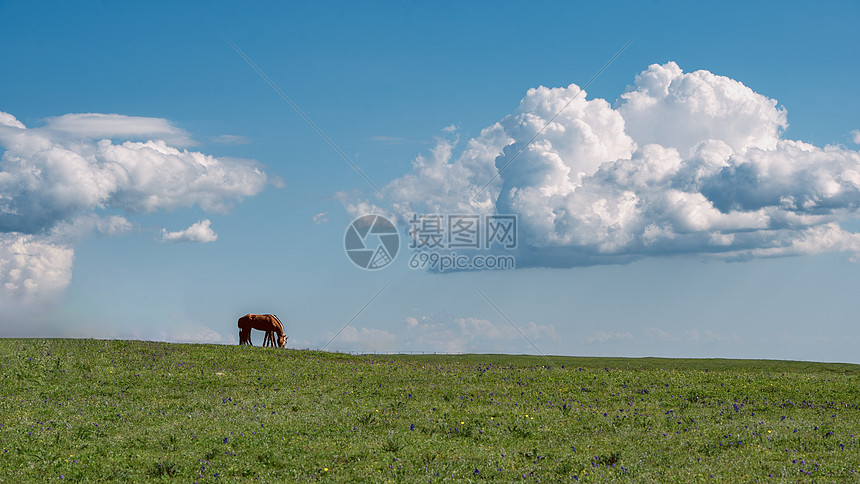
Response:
270,315,287,348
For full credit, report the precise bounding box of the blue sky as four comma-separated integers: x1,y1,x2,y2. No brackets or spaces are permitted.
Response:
1,1,859,363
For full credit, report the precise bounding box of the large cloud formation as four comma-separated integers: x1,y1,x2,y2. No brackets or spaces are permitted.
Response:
0,111,269,300
360,62,860,267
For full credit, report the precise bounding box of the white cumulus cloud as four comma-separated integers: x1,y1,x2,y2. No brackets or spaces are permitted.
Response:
327,326,397,353
401,315,556,353
0,234,73,299
161,220,218,243
49,214,134,242
0,109,270,300
173,323,225,344
312,211,329,224
618,62,787,156
585,330,634,344
0,111,269,234
345,62,860,267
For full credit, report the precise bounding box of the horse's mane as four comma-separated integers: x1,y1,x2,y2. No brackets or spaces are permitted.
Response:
271,314,285,337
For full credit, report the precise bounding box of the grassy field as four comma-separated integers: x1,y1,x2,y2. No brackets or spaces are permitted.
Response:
1,339,858,482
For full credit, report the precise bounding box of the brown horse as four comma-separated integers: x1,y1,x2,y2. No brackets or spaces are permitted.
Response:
238,314,287,348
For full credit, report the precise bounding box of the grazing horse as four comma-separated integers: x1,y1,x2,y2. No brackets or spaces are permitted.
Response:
238,314,287,348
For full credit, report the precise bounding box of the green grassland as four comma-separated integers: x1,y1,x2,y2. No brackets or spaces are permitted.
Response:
1,339,858,482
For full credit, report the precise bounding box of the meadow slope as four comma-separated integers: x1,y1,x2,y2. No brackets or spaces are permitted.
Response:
0,339,858,482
